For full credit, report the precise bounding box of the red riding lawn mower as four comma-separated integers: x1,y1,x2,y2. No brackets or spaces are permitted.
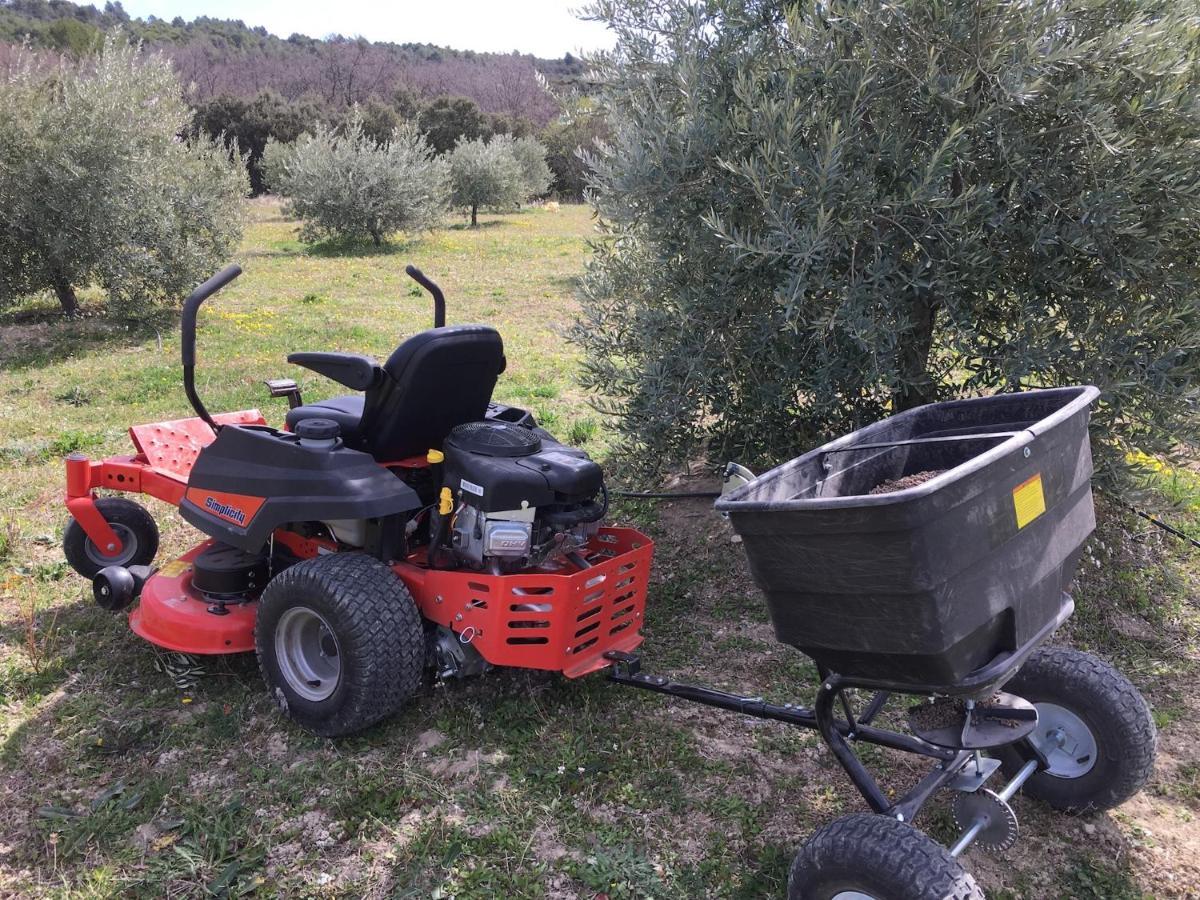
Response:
63,264,652,737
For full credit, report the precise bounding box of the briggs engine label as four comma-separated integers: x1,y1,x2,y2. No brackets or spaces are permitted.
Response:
460,478,485,497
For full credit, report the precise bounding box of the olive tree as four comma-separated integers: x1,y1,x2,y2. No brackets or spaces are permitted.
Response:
575,0,1200,484
0,34,247,317
493,134,554,201
447,136,524,226
264,111,449,246
543,97,609,200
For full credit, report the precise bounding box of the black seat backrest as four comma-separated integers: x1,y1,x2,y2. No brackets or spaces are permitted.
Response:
359,324,506,460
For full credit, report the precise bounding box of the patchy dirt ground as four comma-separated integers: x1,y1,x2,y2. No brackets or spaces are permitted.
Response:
2,486,1198,899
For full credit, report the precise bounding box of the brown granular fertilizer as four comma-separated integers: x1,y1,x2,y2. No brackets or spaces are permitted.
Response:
909,697,970,732
869,469,947,495
908,693,1022,734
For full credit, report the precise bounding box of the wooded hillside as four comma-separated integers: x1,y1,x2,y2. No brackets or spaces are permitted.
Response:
0,0,586,125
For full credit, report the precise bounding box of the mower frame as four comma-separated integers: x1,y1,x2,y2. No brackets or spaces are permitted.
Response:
64,409,654,677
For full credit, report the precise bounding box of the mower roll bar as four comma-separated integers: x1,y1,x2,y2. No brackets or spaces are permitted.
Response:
181,264,243,433
405,264,446,328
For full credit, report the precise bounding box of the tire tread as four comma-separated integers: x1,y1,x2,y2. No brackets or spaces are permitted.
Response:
255,552,425,737
999,645,1155,813
789,812,984,900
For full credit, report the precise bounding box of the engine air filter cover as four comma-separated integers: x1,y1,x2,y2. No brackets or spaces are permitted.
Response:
447,421,542,458
193,542,269,597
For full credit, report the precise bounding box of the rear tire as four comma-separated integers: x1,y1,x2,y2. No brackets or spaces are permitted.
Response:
63,497,159,579
788,813,984,900
995,645,1156,813
255,553,425,737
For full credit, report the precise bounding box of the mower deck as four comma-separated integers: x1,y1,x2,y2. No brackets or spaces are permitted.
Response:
129,540,258,653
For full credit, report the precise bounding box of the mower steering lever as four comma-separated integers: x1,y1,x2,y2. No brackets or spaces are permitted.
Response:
181,264,242,367
405,264,446,328
181,263,243,433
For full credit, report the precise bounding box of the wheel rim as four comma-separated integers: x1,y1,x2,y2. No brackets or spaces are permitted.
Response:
84,523,138,568
275,606,342,702
1028,702,1098,778
831,892,878,900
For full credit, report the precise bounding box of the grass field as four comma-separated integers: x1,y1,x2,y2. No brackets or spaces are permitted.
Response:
1,201,1198,899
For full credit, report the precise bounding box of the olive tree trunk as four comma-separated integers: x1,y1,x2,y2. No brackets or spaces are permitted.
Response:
893,291,939,411
53,274,79,317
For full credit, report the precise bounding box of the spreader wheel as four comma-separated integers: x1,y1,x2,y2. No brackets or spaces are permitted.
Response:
995,645,1156,814
788,813,984,900
255,553,425,737
63,497,159,579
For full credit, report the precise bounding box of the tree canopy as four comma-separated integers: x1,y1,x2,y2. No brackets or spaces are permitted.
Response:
264,110,448,246
576,0,1200,484
0,33,247,316
418,96,492,154
496,134,554,201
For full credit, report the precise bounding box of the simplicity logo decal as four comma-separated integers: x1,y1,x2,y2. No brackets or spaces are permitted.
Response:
205,496,248,525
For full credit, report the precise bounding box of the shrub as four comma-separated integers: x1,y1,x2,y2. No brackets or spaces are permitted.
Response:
447,136,524,226
0,34,248,317
543,98,609,201
192,90,318,195
575,0,1200,484
418,95,491,154
264,110,449,246
358,97,402,146
499,134,554,202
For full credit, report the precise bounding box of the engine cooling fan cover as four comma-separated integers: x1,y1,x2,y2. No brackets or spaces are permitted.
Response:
447,421,542,458
193,542,268,597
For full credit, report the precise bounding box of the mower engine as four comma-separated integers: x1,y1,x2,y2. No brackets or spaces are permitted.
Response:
440,420,605,572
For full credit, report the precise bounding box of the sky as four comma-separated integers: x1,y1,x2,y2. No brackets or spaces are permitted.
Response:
117,0,616,58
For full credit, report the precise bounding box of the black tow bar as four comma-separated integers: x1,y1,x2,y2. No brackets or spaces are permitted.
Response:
604,650,978,824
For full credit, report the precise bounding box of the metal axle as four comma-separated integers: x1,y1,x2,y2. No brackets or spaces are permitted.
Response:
948,759,1038,857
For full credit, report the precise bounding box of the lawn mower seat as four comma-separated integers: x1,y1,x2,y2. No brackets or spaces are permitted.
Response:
286,325,506,460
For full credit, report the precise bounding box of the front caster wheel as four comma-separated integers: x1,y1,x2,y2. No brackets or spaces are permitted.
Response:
995,645,1156,813
63,497,159,579
788,813,984,900
255,553,425,737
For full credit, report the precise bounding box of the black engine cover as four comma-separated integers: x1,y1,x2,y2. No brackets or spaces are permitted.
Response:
444,422,601,512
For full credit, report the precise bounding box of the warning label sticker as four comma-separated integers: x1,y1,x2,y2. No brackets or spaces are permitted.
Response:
1013,473,1046,529
159,558,190,578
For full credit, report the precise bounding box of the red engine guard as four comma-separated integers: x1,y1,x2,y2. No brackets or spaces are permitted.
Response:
398,527,653,677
